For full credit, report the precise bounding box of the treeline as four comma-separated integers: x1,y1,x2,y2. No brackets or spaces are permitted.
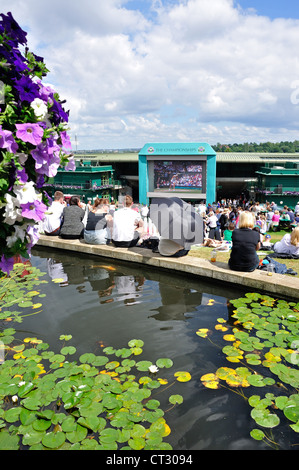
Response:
212,141,299,153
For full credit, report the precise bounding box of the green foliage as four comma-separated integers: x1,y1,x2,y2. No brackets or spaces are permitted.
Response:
199,292,299,448
212,140,299,153
0,265,187,450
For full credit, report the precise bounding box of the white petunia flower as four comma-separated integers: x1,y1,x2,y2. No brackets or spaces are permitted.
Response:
6,225,27,248
13,181,39,204
30,98,48,120
3,193,22,225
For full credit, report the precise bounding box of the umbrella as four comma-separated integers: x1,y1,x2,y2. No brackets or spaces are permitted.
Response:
149,197,204,250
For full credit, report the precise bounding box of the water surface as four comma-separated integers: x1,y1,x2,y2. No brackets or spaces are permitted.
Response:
24,247,294,450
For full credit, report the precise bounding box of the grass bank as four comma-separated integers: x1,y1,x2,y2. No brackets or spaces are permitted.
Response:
189,230,299,277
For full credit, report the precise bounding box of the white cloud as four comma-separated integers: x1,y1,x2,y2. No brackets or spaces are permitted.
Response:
2,0,299,148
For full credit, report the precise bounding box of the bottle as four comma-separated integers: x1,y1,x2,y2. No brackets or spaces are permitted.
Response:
211,249,217,262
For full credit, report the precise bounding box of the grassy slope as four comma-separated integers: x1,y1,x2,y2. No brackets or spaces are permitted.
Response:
188,230,299,277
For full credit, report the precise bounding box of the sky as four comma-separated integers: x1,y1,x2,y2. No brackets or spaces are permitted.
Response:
2,0,299,150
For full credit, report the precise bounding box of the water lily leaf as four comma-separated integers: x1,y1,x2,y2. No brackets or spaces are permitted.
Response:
129,437,145,450
156,358,173,369
174,371,191,382
169,394,183,405
275,396,289,410
42,431,66,449
250,429,265,441
60,346,76,356
32,418,51,432
65,424,87,443
223,334,236,342
245,353,262,365
247,374,267,387
20,408,36,426
215,324,228,331
128,339,144,348
4,407,21,423
105,361,120,370
100,428,120,444
131,347,143,356
196,328,211,338
136,360,153,371
102,394,121,410
61,416,77,432
77,415,104,433
284,404,299,423
91,355,109,367
0,430,19,450
290,422,299,432
146,399,160,410
200,373,219,389
79,353,96,364
252,410,280,429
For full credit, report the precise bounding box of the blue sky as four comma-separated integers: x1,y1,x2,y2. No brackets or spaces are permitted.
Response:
236,0,299,19
2,0,299,149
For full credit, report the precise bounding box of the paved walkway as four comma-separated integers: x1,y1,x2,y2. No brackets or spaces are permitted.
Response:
36,235,299,300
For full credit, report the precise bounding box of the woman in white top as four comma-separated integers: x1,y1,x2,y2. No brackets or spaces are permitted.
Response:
274,226,299,256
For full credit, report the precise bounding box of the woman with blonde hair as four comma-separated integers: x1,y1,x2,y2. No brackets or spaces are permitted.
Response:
273,225,299,256
228,211,261,272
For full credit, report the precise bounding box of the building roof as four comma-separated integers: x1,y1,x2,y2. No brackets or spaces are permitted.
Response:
74,151,299,164
216,152,299,163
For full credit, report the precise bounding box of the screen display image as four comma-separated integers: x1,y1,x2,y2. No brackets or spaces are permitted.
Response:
154,161,204,193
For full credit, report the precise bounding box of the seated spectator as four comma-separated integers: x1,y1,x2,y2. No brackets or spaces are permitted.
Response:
43,191,65,236
273,226,299,256
84,198,113,245
112,195,143,247
228,211,261,272
286,207,295,223
60,196,85,239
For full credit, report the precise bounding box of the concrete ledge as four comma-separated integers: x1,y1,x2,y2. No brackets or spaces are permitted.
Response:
36,235,299,300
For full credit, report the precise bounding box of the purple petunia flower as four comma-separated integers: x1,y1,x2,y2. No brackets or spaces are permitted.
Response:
20,199,47,222
0,254,15,275
16,123,44,146
0,126,19,153
31,137,61,177
0,12,27,46
65,156,76,172
16,167,28,184
13,75,40,102
60,131,72,150
50,98,69,125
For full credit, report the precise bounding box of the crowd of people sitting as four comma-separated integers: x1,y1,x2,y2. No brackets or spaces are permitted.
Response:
41,192,299,273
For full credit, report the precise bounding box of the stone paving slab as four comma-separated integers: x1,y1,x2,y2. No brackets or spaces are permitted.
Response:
36,235,299,300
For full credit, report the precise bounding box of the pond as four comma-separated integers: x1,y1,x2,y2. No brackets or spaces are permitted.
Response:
11,247,297,451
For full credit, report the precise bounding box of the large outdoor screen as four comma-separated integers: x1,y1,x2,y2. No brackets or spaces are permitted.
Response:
153,161,204,193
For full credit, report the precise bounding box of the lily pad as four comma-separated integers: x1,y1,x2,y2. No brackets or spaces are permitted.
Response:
42,431,66,449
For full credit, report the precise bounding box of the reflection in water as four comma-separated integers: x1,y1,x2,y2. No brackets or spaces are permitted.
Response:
47,259,69,287
28,247,278,451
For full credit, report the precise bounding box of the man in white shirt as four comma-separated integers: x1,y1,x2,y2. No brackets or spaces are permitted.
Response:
112,195,143,247
43,191,65,235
